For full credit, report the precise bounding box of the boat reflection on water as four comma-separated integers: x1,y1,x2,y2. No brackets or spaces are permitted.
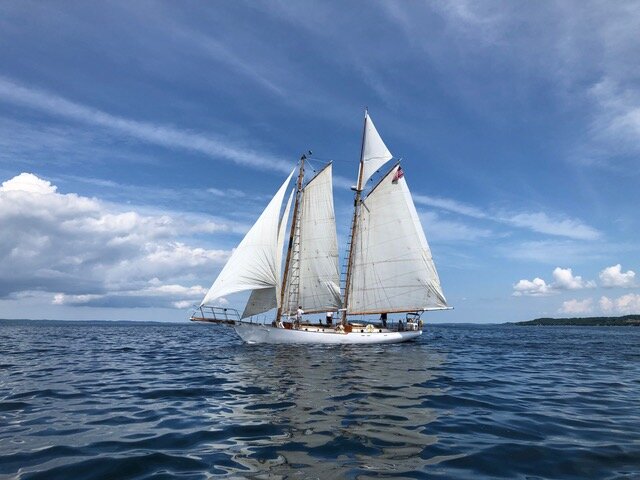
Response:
200,331,446,477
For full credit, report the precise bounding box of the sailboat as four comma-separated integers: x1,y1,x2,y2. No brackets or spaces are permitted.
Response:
190,111,450,344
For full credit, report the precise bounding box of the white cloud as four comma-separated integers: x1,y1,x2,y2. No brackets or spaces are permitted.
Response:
599,295,614,312
599,264,636,288
599,293,640,314
0,76,293,173
1,172,57,194
513,277,553,297
0,172,230,308
559,298,593,315
513,267,595,296
552,267,596,290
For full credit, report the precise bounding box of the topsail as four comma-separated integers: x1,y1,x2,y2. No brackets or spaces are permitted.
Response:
359,112,394,187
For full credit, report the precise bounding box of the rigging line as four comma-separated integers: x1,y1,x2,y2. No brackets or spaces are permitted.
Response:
303,157,331,175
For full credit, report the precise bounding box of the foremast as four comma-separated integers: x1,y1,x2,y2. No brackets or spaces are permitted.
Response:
276,154,306,323
341,109,368,326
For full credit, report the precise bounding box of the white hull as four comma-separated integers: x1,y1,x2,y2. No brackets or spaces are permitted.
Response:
233,323,422,345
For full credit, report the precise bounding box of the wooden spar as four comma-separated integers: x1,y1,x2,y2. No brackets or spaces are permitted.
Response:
276,154,305,322
341,109,368,326
346,306,453,316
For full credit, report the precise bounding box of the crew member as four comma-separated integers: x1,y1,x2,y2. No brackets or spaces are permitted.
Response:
326,311,334,326
295,306,304,328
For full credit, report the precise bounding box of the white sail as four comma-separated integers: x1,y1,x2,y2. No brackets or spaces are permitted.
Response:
201,169,295,306
293,163,342,313
241,188,294,319
347,164,447,315
360,112,393,187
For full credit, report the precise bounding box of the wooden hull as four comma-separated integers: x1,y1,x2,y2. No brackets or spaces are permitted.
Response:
233,322,422,345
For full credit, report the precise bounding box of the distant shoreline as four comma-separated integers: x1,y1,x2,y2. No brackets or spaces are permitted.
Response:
512,315,640,326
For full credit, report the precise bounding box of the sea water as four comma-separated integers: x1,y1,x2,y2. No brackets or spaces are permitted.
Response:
1,320,639,479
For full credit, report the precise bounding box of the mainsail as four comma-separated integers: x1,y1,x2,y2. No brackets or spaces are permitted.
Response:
346,163,447,315
201,169,295,309
286,163,341,314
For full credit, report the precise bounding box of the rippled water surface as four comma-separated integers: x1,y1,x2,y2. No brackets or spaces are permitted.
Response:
1,321,639,479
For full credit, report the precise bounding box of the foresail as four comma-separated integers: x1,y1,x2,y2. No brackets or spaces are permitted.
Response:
347,164,447,315
240,188,294,319
296,164,342,312
242,287,277,319
360,113,393,187
200,169,295,306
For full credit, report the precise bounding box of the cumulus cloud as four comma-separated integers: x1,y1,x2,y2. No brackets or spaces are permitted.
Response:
513,278,552,297
2,172,57,194
551,267,596,290
0,172,229,308
513,267,595,296
599,293,640,315
559,298,593,315
599,264,636,288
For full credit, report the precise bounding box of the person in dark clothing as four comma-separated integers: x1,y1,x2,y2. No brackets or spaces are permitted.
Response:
326,311,334,326
380,312,388,329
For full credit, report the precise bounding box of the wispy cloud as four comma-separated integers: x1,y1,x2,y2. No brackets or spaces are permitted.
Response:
0,76,293,173
502,212,601,241
414,193,600,240
420,211,493,243
414,194,487,219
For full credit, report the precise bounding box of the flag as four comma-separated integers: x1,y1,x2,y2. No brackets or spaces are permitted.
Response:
392,166,404,183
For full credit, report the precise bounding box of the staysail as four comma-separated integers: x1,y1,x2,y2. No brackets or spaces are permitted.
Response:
346,164,447,315
201,169,295,308
359,112,394,187
291,163,341,313
241,188,294,318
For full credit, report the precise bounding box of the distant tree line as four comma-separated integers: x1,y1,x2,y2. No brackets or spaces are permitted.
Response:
513,315,640,326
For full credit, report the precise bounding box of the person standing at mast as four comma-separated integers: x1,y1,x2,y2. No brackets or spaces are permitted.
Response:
295,305,304,328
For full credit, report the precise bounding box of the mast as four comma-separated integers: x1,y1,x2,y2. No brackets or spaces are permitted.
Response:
276,153,306,322
341,109,368,325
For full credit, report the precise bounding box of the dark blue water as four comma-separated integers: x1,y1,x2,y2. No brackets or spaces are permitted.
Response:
1,321,639,479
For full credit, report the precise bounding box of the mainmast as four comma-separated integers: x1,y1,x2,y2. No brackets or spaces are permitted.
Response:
276,153,306,322
341,109,368,325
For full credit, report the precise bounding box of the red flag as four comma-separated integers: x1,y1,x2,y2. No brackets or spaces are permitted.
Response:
392,166,404,183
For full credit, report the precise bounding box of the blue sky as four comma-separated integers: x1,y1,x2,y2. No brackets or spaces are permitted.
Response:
1,1,639,322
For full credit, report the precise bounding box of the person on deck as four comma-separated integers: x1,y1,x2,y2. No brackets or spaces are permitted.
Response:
295,306,304,328
326,311,334,326
380,313,388,329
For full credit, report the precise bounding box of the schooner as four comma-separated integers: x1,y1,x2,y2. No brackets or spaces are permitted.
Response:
190,111,449,344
